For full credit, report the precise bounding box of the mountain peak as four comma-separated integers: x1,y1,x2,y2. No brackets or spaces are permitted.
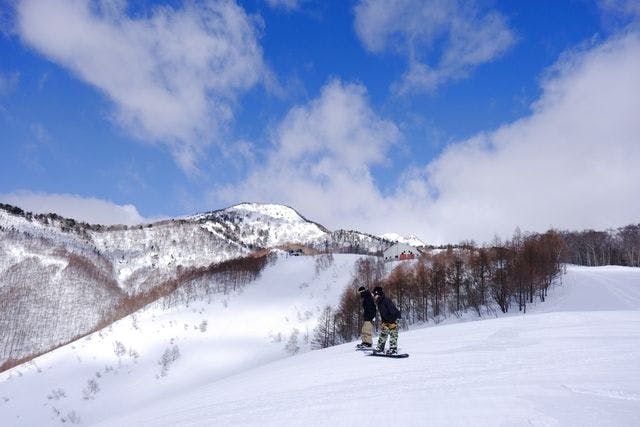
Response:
225,203,306,222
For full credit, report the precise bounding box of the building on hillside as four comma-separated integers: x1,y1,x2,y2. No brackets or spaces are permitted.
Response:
383,242,422,262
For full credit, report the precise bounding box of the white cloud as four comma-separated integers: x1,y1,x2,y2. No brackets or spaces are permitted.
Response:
0,191,148,225
0,0,15,36
0,71,20,96
217,31,640,245
215,79,401,228
16,0,266,173
265,0,301,11
413,31,640,243
354,0,515,93
599,0,640,24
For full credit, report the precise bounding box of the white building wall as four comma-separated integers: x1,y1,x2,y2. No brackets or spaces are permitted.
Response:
383,243,421,261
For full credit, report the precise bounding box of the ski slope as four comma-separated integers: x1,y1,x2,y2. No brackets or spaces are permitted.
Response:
0,254,364,426
2,265,640,426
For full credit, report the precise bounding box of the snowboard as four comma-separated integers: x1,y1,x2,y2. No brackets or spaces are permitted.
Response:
355,346,374,352
367,351,409,358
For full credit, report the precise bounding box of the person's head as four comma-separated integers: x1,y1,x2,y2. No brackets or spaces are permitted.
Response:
357,286,367,297
372,286,384,299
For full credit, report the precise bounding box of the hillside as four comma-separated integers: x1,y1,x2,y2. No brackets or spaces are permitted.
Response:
100,265,640,426
0,253,369,425
0,203,389,372
379,232,426,247
1,265,639,426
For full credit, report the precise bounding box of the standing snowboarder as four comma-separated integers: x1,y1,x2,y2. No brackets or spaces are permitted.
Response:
373,286,401,355
356,286,376,349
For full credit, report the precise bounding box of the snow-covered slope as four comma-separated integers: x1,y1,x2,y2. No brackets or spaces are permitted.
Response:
102,313,640,427
0,253,368,426
99,265,640,427
380,232,425,247
0,210,125,370
532,265,640,312
2,265,639,426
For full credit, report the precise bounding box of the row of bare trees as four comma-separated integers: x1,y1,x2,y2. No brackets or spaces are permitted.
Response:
312,230,567,348
156,253,274,308
562,225,640,267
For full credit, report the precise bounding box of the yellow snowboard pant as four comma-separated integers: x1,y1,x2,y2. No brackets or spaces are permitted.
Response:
361,320,373,345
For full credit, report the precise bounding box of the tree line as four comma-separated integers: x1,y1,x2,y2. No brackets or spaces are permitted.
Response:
154,252,274,309
562,224,640,267
312,230,567,348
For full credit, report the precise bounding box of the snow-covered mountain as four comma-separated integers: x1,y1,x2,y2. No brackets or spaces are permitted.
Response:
380,232,425,247
0,203,389,372
1,264,639,426
190,203,328,248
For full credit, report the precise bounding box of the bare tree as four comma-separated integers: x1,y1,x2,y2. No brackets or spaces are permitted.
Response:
311,306,338,349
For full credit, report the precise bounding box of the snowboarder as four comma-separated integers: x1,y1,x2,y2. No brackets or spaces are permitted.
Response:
372,286,401,355
356,286,376,349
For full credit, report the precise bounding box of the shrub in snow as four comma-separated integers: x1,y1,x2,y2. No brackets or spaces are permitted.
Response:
297,310,313,321
314,253,334,275
66,410,81,424
271,332,282,343
113,341,126,358
159,345,181,377
199,320,208,333
311,306,337,349
129,348,139,360
47,388,67,401
285,329,300,355
82,379,100,400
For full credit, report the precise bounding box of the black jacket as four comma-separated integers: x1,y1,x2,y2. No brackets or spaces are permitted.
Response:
377,295,401,323
360,291,376,321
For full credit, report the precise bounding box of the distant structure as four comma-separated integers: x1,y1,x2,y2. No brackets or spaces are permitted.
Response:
383,242,422,262
287,248,304,256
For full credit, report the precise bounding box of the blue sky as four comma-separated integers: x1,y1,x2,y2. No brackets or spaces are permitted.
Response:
1,0,639,243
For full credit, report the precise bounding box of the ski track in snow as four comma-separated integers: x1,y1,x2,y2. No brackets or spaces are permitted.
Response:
1,265,640,426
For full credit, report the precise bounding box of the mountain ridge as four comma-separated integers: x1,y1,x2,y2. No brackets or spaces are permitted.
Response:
0,201,391,372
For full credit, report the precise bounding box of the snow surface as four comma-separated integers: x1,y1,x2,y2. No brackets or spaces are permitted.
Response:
380,232,425,247
2,264,640,426
0,254,365,425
